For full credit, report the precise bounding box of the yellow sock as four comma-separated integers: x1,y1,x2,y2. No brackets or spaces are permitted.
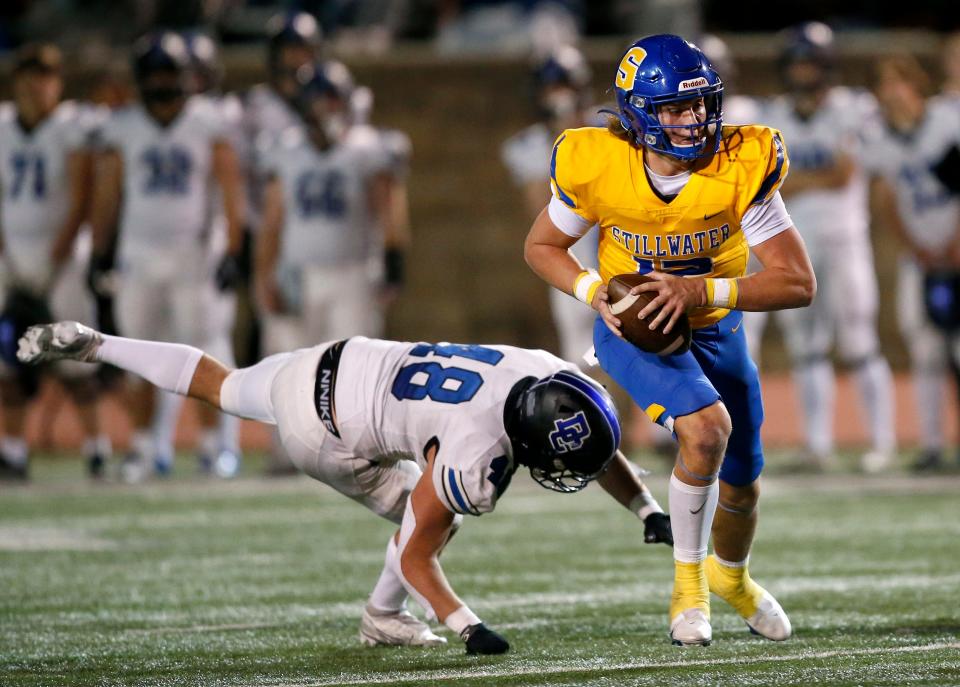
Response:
705,554,765,619
669,560,710,620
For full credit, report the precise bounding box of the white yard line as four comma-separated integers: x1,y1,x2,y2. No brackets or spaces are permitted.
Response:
291,641,960,687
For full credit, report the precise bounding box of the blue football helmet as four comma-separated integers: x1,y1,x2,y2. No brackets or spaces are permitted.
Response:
779,22,834,71
612,34,723,161
181,31,222,94
504,370,621,493
533,45,592,92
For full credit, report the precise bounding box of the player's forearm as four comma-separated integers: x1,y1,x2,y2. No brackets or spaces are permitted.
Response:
524,240,587,297
90,154,122,256
597,451,661,515
729,267,815,311
398,550,464,623
214,143,246,255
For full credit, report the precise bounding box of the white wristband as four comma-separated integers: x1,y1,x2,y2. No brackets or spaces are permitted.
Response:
573,269,602,305
444,605,481,636
629,490,663,521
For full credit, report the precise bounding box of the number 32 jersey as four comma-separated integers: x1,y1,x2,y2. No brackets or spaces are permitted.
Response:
98,98,226,265
334,337,577,516
550,125,789,328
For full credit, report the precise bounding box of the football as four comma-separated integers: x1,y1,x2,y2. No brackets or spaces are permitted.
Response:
606,273,692,356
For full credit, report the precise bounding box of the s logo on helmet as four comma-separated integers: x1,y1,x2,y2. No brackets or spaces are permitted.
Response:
616,47,647,90
549,411,592,453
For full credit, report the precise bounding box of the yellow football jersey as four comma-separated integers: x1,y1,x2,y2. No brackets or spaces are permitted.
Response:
550,124,789,329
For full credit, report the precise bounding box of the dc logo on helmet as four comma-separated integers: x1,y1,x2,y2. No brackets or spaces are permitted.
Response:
548,411,592,453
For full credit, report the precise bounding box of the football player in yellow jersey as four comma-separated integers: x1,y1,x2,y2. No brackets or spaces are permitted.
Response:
525,34,816,646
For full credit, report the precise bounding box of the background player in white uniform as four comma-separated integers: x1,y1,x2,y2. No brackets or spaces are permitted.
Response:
89,33,244,480
140,32,245,478
864,55,960,471
0,44,110,481
20,320,673,652
255,61,408,353
743,24,896,472
501,45,599,366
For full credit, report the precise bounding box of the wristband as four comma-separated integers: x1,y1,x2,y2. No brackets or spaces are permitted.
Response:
629,490,663,521
573,269,602,305
704,277,739,308
445,605,481,636
384,248,405,287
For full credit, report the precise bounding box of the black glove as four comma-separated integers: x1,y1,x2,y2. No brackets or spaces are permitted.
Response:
643,512,673,546
215,253,242,291
462,623,510,655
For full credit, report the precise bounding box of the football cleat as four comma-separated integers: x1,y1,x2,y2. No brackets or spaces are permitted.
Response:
860,450,892,474
0,452,29,482
17,321,103,365
705,555,792,641
744,590,792,641
359,605,447,648
669,608,712,646
119,452,150,484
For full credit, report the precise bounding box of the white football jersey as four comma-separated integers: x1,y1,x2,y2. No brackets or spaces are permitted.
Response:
723,94,763,125
259,127,391,268
99,99,227,266
334,337,577,515
861,96,960,251
501,122,599,268
0,101,99,278
760,88,875,244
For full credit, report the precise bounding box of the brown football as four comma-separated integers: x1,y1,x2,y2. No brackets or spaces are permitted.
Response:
606,273,692,356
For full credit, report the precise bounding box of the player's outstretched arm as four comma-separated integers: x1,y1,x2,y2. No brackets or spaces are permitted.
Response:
394,449,509,654
596,451,673,546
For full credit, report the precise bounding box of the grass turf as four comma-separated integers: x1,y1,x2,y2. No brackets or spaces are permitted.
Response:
2,454,959,686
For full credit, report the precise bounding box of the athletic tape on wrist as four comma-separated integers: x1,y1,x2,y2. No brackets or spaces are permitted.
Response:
445,605,481,636
705,278,739,308
629,490,663,521
573,269,602,305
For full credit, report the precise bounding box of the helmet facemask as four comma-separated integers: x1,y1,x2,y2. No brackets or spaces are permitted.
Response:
620,86,723,161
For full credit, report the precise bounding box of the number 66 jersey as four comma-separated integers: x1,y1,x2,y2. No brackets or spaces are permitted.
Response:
330,337,577,516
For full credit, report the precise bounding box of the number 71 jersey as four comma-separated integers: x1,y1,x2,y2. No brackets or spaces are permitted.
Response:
550,125,789,328
334,337,578,516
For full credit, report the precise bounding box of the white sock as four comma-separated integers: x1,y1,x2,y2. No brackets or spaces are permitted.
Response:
914,368,944,452
131,429,154,461
81,435,112,459
1,437,27,465
368,536,409,612
152,390,183,461
96,335,203,396
854,356,896,454
794,359,835,457
217,412,241,455
219,352,292,424
669,472,719,563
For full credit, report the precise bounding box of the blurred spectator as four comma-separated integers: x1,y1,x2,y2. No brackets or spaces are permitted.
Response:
436,0,582,56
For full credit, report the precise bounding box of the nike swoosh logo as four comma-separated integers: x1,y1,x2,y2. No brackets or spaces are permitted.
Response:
731,323,741,333
703,211,722,221
689,502,706,515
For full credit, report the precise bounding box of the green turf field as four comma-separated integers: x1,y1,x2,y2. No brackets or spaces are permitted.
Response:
2,456,959,686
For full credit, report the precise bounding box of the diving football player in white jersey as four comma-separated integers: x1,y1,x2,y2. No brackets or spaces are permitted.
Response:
864,56,960,472
501,46,600,366
254,61,408,353
745,24,896,472
0,44,110,481
19,320,673,652
88,33,244,481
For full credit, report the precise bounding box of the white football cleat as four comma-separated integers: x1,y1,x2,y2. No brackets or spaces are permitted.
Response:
669,608,712,646
17,321,103,365
860,450,892,474
745,590,792,641
359,605,447,648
